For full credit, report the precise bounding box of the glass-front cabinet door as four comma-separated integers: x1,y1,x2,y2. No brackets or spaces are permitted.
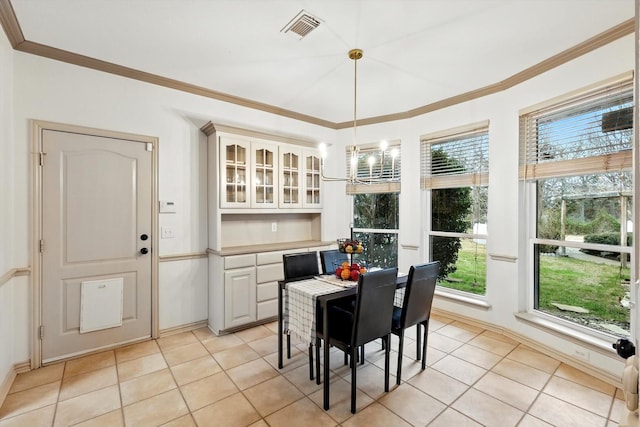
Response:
280,145,302,208
251,141,278,208
220,137,250,208
303,149,322,208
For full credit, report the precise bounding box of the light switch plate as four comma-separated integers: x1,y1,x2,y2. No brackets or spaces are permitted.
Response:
159,201,177,213
161,226,175,239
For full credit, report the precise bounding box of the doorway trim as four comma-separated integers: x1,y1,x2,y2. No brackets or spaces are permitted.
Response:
30,120,159,369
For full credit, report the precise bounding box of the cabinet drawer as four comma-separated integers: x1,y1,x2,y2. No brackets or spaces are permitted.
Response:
256,263,284,284
224,254,255,269
257,299,278,320
256,281,278,302
256,249,302,265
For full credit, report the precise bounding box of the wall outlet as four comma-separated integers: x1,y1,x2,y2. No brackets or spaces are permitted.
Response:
161,226,175,239
271,222,277,232
573,347,590,361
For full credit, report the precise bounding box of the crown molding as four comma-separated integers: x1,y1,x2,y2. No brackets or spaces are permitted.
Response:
0,0,633,130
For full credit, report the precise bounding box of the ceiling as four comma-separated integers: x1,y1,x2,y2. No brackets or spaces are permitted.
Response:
3,0,635,127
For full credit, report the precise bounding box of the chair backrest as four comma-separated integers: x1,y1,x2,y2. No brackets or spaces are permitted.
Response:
351,267,398,347
400,261,439,329
282,252,319,281
319,249,349,275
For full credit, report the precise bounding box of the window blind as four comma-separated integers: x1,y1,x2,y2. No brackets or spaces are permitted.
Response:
519,78,633,181
345,141,401,194
420,123,489,190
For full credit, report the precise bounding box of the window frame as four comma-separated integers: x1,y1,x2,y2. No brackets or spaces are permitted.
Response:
520,74,635,341
421,121,490,298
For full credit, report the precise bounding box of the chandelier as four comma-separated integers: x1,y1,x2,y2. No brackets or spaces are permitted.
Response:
319,49,396,183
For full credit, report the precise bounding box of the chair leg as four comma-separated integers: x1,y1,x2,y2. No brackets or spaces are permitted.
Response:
316,338,322,384
360,344,365,365
396,331,404,385
416,324,421,360
287,334,291,359
384,335,390,392
421,321,429,370
308,343,314,380
351,346,357,414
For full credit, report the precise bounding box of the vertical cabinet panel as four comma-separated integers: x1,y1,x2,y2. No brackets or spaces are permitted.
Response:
224,267,256,328
220,137,251,208
251,141,278,208
303,150,322,208
279,145,302,208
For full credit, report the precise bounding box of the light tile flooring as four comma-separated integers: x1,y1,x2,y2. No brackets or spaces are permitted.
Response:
0,314,628,427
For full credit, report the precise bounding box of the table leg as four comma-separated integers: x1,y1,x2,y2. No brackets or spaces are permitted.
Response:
278,282,283,369
323,300,330,410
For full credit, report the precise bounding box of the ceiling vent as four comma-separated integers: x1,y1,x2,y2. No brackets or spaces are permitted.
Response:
281,10,321,39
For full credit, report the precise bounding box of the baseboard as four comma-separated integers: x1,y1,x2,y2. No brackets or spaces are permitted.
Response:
0,361,30,408
159,320,209,338
431,308,623,388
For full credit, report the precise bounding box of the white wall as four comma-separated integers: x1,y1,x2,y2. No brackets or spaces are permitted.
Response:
0,26,17,389
3,29,634,382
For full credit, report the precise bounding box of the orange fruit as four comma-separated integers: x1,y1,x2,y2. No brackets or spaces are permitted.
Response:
341,269,351,280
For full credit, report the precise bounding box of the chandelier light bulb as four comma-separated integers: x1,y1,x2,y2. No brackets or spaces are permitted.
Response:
319,142,327,159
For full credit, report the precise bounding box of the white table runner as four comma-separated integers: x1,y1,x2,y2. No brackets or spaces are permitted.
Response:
284,277,354,343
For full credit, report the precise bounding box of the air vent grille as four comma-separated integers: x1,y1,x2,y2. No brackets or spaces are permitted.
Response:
282,10,321,39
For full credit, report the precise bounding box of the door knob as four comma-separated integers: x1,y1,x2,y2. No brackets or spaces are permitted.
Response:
140,248,149,255
140,234,148,241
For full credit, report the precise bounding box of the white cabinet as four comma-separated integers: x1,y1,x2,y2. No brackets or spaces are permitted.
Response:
208,246,329,334
224,267,256,328
219,137,278,209
303,149,322,208
279,145,302,208
251,141,278,208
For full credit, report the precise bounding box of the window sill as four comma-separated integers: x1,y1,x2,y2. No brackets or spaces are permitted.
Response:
514,311,619,355
434,289,492,309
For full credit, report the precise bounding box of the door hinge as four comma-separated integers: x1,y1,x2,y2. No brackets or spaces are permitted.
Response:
39,325,44,340
39,152,46,166
146,143,153,152
39,239,44,253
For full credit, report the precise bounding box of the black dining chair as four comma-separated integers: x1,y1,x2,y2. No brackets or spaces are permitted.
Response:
282,251,320,379
391,261,439,385
321,267,398,413
319,249,349,275
283,251,319,281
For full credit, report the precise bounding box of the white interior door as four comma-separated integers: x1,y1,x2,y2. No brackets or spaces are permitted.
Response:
40,129,153,363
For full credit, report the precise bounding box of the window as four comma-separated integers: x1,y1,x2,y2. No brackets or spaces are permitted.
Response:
348,141,401,268
422,122,489,295
520,75,633,338
353,193,399,268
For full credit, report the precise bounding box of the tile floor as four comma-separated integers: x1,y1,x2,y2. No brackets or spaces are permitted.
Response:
0,314,628,427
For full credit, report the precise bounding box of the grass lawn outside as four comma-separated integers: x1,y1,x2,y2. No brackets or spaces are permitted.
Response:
438,239,630,336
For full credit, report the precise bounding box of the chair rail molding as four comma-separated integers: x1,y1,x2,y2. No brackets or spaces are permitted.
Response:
0,267,31,288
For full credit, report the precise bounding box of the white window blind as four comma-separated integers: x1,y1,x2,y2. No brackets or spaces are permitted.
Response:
519,78,633,181
345,141,401,194
420,122,489,190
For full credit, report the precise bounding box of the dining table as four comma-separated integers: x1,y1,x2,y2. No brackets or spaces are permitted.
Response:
277,272,408,410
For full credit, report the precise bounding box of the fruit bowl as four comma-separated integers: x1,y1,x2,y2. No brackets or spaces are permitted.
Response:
335,261,367,281
337,238,363,254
